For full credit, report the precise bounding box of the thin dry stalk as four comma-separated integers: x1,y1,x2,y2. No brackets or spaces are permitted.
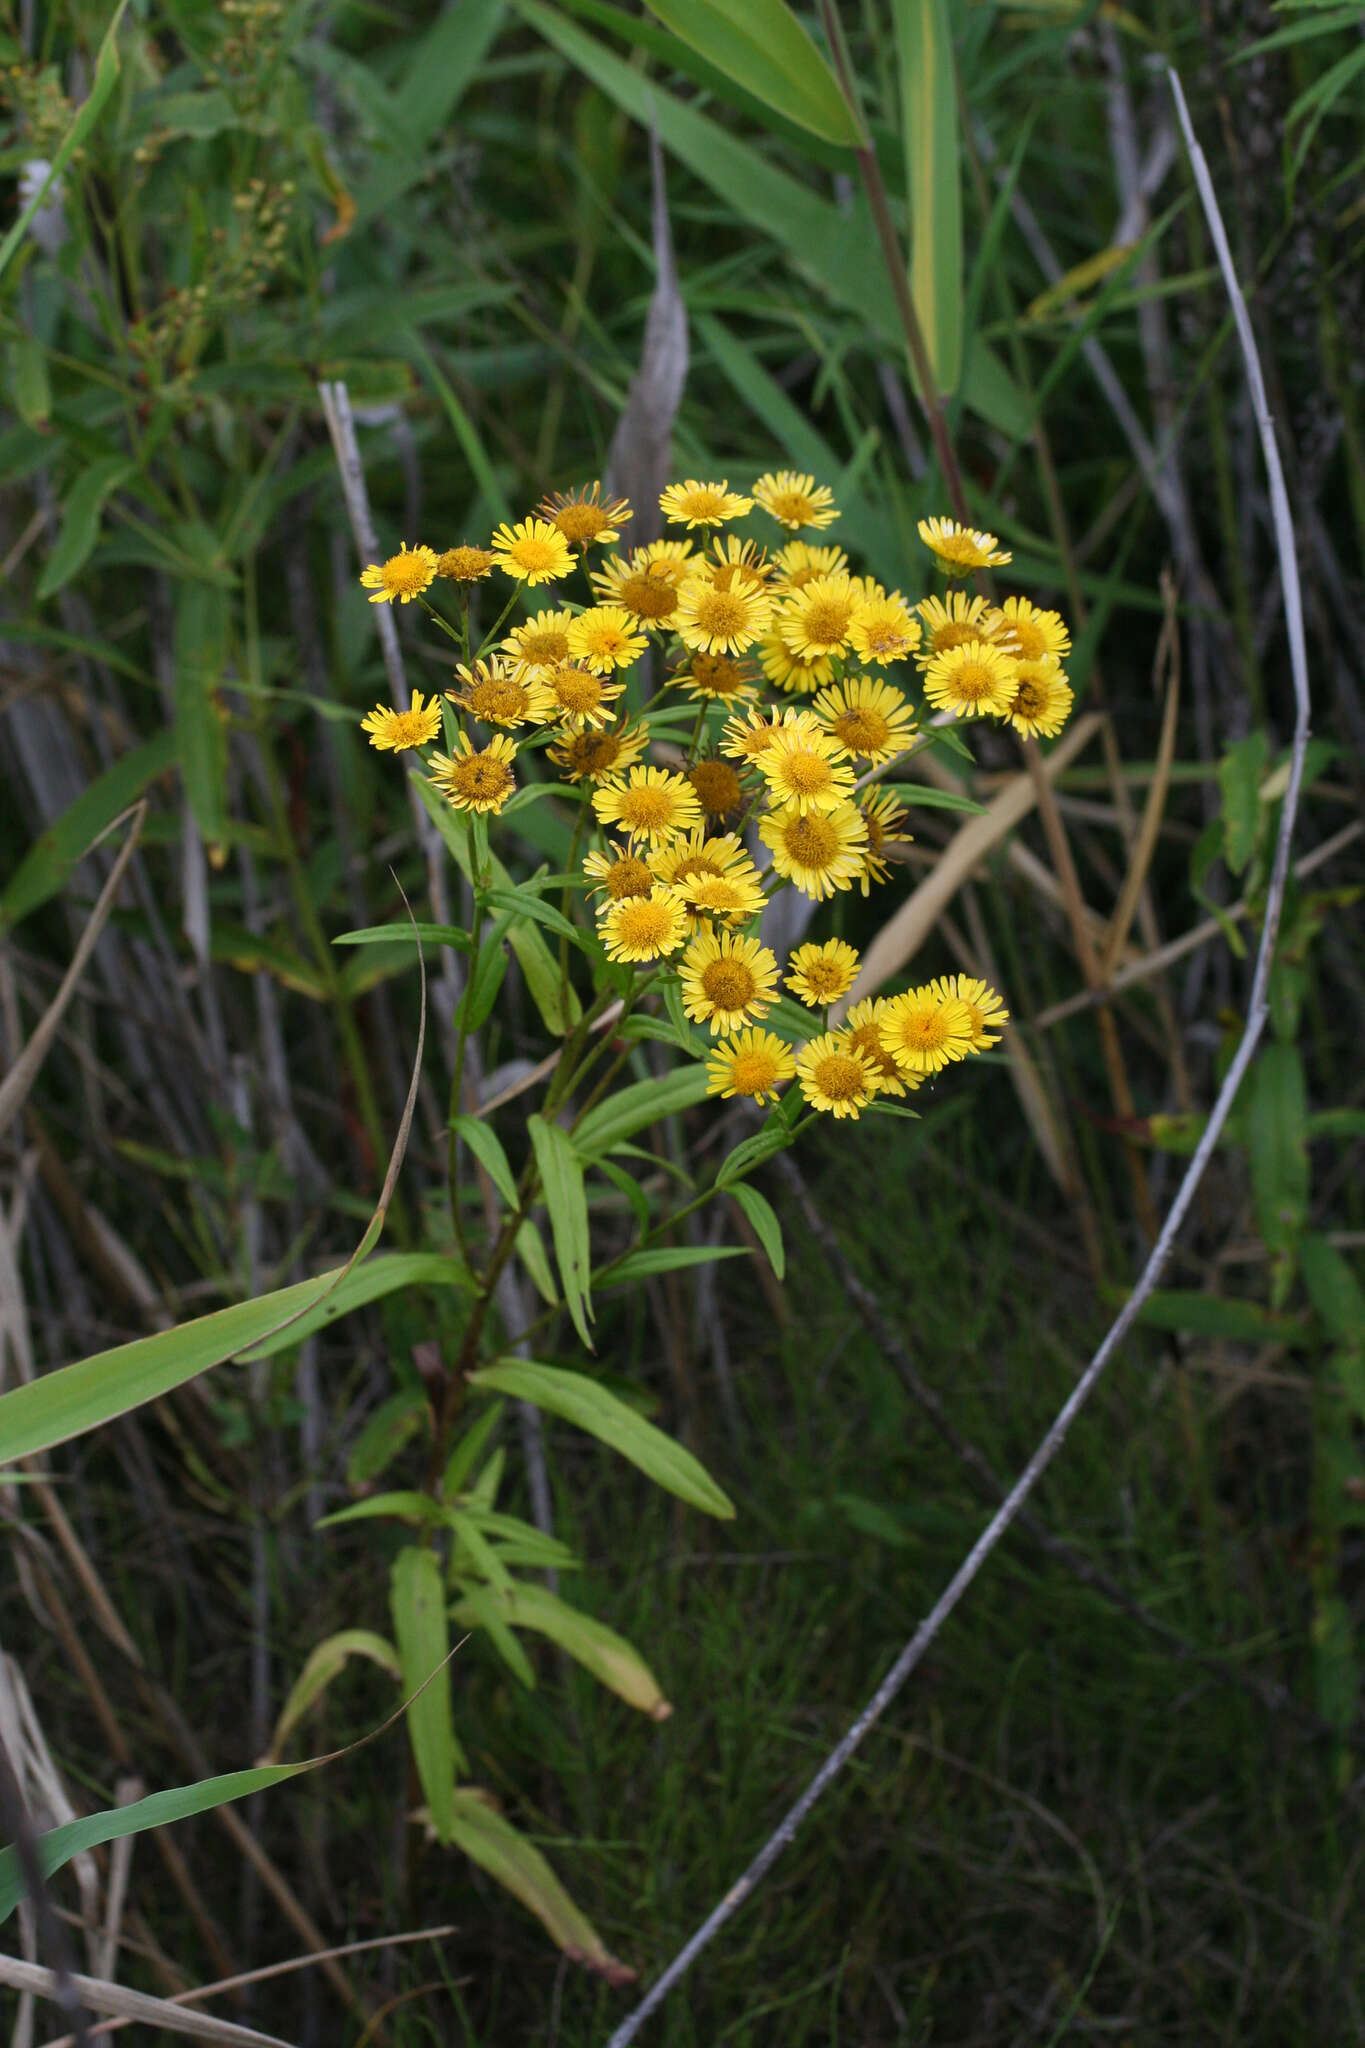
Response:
602,73,1313,2045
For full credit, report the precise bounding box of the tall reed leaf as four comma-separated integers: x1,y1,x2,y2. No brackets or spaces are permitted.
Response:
893,0,964,396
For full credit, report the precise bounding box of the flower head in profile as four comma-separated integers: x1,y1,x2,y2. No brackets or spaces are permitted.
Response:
659,478,754,529
537,483,632,550
679,925,780,1035
914,591,1004,666
583,846,655,904
489,517,575,586
998,595,1070,664
758,632,835,697
435,544,494,583
786,938,860,1008
849,590,921,666
812,675,917,765
917,516,1011,575
539,661,625,729
567,605,648,674
678,651,760,704
599,887,688,963
360,689,443,751
759,800,868,900
721,703,820,764
592,766,701,846
1006,656,1074,738
651,830,764,930
922,639,1017,720
446,658,552,729
706,1028,797,1104
857,788,909,892
360,543,438,605
924,974,1009,1049
759,725,857,815
843,998,919,1097
428,732,518,815
502,608,575,672
547,721,647,782
796,1032,877,1119
778,574,861,661
752,471,838,531
771,541,849,593
879,984,975,1074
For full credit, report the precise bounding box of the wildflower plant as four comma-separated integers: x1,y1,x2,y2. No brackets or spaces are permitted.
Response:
283,484,1075,1970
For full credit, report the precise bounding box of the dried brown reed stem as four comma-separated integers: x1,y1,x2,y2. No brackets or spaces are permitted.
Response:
603,72,1313,2046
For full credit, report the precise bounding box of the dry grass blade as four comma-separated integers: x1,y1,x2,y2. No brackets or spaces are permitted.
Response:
837,713,1102,1013
0,1957,294,2048
602,127,688,549
0,806,145,1134
603,70,1313,2046
1100,571,1181,976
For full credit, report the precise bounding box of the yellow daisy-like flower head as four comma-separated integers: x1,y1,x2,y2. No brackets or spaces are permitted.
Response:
678,651,760,703
759,800,868,900
923,638,1018,720
796,1032,877,1119
360,689,443,752
679,925,780,1035
599,887,688,963
583,846,655,903
675,572,772,656
752,470,838,532
857,788,910,893
758,632,835,697
771,541,850,593
778,575,861,662
659,478,754,530
721,703,819,763
567,605,648,675
914,591,1002,666
917,515,1011,575
849,591,921,666
428,732,518,815
843,998,918,1097
759,725,857,815
786,938,860,1008
812,675,917,765
687,757,745,822
537,483,632,550
489,517,575,586
539,661,625,729
546,721,648,782
446,658,553,729
592,765,701,846
699,534,773,584
1006,655,1074,738
680,869,766,929
925,974,1009,1049
359,542,438,605
502,608,575,672
435,544,494,583
706,1027,797,1104
591,551,685,625
879,983,975,1074
998,595,1070,664
650,830,765,930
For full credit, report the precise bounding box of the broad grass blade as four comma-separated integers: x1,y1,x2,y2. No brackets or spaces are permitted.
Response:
893,0,963,396
640,0,860,145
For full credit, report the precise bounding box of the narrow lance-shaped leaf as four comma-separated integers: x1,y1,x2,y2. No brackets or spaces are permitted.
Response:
264,1630,401,1761
640,0,861,147
893,0,963,396
391,1547,460,1842
528,1115,594,1349
447,1788,634,1983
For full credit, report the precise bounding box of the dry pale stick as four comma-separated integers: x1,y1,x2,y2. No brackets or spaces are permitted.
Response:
603,70,1312,2047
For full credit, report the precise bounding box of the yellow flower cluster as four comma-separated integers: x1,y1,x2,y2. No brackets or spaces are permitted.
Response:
356,486,1052,1120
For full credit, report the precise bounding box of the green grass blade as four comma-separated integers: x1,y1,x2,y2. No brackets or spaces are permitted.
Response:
894,0,963,396
0,0,131,283
0,729,176,934
391,1547,459,1841
640,0,860,146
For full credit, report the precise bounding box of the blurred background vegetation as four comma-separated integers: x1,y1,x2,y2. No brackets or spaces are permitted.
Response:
2,0,1364,2041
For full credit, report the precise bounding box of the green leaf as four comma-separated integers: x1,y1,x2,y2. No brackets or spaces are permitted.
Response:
572,1064,711,1158
318,1491,446,1530
450,1582,537,1689
266,1630,401,1759
884,780,988,815
604,1244,750,1283
479,884,582,943
452,1114,519,1210
528,1115,594,1350
715,1105,800,1188
346,1389,430,1487
1301,1234,1365,1350
730,1183,784,1279
0,729,177,934
469,1360,735,1518
640,0,860,146
893,0,963,395
459,919,513,1032
1248,1041,1309,1306
1218,730,1270,875
441,1402,505,1501
1134,1290,1307,1344
0,0,132,284
174,579,229,851
515,1217,559,1305
238,1252,472,1361
461,1581,670,1717
391,1547,459,1842
35,456,136,602
446,1788,627,1976
332,920,474,953
7,335,50,430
